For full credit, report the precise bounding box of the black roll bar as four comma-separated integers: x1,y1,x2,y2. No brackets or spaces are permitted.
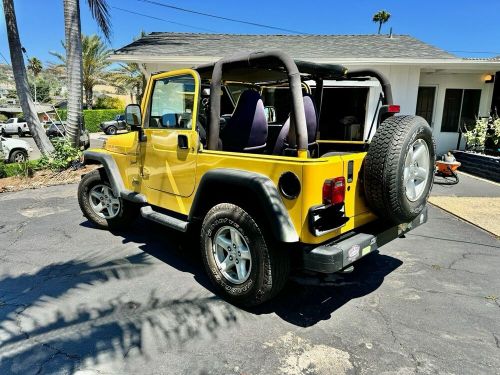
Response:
208,50,308,152
346,69,394,105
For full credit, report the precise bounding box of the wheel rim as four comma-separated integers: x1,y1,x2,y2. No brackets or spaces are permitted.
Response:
88,184,121,219
109,127,116,135
404,139,430,202
212,226,252,284
14,152,25,162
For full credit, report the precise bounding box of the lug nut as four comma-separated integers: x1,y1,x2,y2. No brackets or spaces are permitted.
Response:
229,256,233,261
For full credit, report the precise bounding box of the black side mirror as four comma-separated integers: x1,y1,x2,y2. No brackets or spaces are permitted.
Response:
125,104,142,127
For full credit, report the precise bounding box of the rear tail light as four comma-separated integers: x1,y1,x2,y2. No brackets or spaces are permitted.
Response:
322,177,346,205
387,104,400,113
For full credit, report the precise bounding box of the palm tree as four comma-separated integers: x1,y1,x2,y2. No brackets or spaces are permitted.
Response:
2,0,54,154
51,34,112,110
63,0,111,146
108,63,145,104
372,10,391,35
27,57,42,102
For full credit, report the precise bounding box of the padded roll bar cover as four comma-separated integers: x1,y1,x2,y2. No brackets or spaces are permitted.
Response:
189,169,299,243
208,50,308,152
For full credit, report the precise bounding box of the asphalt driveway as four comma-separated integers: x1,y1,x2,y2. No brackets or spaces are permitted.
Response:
0,184,499,374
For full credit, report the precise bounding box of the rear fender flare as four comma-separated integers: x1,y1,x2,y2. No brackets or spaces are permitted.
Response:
189,169,299,243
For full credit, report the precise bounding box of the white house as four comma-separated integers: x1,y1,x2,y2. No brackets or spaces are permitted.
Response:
110,33,500,155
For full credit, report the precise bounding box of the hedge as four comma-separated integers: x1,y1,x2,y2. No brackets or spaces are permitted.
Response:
56,109,123,133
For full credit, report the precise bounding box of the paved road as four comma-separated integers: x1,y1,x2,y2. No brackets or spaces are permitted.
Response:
0,184,499,375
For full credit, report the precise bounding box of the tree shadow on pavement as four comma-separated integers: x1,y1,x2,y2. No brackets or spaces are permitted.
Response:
0,247,239,374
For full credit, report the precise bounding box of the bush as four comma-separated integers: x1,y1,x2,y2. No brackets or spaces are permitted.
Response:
95,96,125,110
0,160,39,178
56,109,123,133
37,138,82,171
0,113,7,123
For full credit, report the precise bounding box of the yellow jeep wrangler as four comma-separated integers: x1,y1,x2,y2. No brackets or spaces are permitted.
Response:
78,51,434,306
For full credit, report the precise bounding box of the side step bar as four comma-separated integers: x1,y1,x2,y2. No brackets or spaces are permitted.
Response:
140,206,189,232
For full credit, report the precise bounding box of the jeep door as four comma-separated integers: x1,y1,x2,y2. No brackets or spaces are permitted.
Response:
142,70,200,197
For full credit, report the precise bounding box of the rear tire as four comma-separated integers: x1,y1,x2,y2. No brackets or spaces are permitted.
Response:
78,168,139,230
200,203,289,307
17,128,23,137
364,115,435,224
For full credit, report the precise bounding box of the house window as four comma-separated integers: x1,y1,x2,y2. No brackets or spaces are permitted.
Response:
441,89,481,132
416,87,436,125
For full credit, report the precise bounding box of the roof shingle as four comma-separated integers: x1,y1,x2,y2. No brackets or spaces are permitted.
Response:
113,32,457,60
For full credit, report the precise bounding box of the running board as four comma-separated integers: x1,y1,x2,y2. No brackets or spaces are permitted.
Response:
140,206,189,232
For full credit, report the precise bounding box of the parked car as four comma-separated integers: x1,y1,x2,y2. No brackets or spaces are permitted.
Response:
45,121,91,150
46,121,67,138
0,117,31,137
99,115,127,135
0,135,33,163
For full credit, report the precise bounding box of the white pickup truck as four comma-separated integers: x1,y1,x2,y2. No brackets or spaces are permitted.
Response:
0,117,31,137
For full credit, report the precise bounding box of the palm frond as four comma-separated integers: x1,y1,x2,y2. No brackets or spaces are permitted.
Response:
86,0,112,41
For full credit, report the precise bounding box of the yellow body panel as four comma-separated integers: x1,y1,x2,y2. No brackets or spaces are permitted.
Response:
93,68,377,245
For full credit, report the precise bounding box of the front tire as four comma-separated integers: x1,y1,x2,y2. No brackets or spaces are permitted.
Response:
200,203,289,307
106,126,117,135
78,169,139,230
9,150,27,163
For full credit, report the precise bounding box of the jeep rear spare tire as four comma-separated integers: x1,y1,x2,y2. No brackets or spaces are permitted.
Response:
200,203,289,307
364,115,435,224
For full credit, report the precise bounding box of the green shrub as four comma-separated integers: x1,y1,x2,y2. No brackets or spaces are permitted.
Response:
37,138,82,171
0,160,39,178
0,113,7,123
95,96,125,110
56,109,123,133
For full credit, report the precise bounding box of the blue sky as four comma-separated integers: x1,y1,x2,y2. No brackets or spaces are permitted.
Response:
1,0,500,66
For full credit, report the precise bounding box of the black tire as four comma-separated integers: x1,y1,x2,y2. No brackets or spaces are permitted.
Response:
1,128,7,137
364,115,435,224
200,203,290,307
78,168,139,230
17,128,23,137
106,126,117,135
9,150,27,163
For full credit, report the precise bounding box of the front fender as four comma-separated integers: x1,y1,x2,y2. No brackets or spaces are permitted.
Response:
83,150,146,204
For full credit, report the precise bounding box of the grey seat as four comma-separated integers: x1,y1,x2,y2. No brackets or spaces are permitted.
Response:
220,90,268,153
272,94,319,155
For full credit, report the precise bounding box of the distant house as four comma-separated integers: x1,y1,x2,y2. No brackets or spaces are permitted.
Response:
110,32,500,154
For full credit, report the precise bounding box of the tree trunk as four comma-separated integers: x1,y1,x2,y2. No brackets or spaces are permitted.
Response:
85,87,93,110
2,0,54,155
63,0,83,147
378,22,382,34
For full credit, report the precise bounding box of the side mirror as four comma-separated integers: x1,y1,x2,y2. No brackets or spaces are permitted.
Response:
125,104,142,127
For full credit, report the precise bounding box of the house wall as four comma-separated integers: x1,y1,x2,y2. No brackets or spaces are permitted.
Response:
419,72,494,154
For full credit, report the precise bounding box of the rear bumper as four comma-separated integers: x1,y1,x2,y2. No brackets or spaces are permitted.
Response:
302,207,428,273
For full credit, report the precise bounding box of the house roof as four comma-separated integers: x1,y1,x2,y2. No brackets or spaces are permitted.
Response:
113,32,457,60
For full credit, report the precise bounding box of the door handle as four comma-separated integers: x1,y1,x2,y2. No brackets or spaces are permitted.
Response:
178,134,189,149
